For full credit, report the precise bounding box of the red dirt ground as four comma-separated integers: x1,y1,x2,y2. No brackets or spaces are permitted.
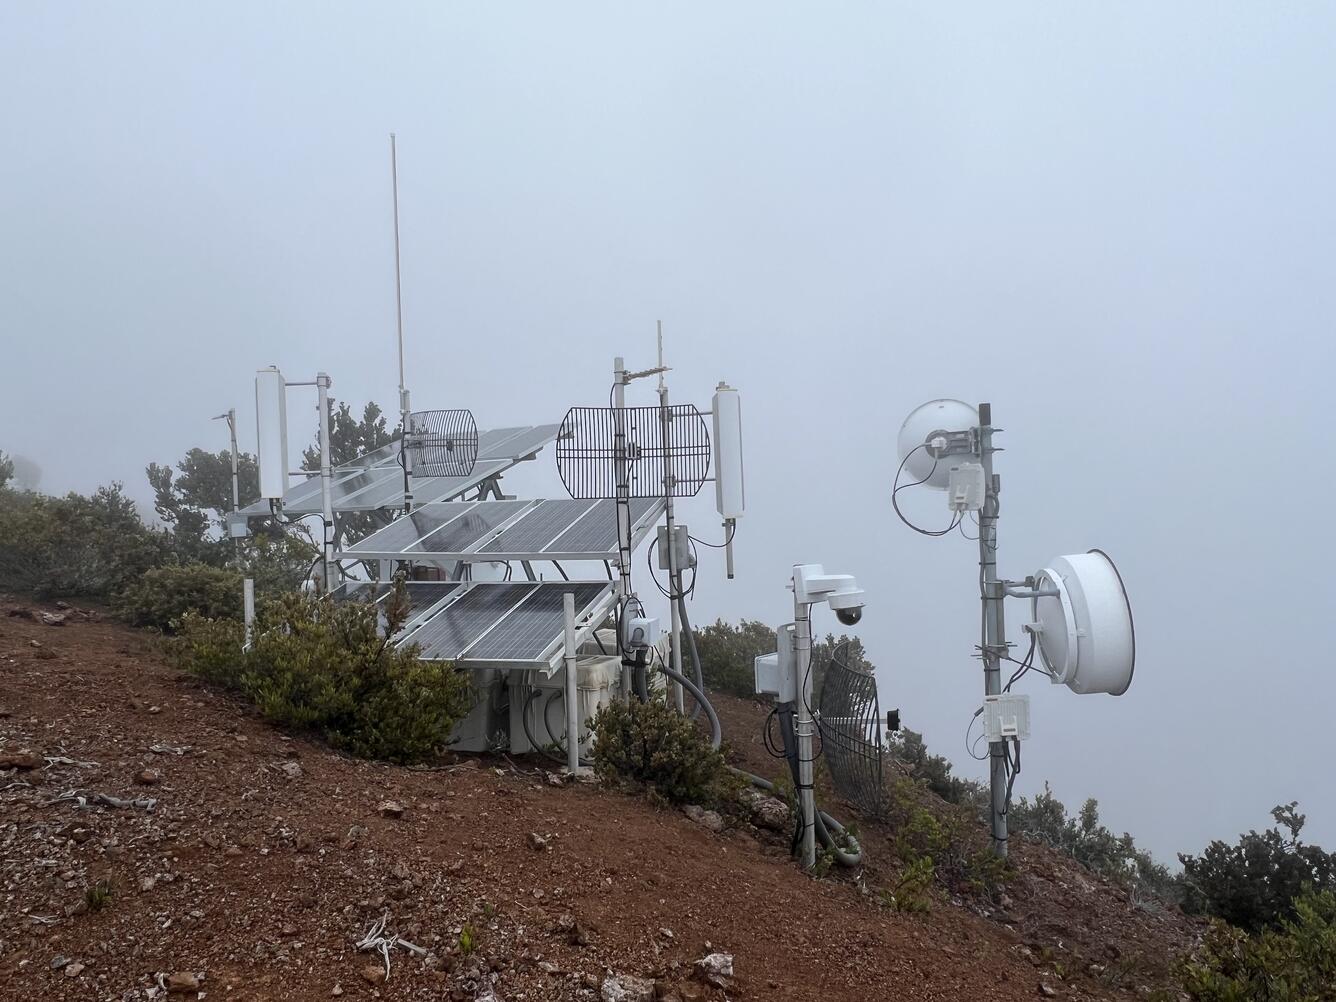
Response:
0,600,1194,1001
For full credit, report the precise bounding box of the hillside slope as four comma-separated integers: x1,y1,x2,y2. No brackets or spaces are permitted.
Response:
0,603,1191,1001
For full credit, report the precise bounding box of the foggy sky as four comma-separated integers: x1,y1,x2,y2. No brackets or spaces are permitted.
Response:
3,2,1333,862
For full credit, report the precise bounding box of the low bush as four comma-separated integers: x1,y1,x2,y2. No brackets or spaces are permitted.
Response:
1179,802,1336,933
1178,889,1336,1000
115,562,243,631
1010,783,1180,902
886,727,987,809
0,484,173,599
888,778,1010,903
171,583,474,764
591,698,741,807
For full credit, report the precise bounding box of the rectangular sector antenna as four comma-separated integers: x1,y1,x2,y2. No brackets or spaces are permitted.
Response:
255,367,288,499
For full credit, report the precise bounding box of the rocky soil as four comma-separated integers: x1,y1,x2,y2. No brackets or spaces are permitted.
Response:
1,600,1193,1001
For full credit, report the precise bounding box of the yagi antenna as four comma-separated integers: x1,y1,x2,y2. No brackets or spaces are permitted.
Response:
894,399,1137,860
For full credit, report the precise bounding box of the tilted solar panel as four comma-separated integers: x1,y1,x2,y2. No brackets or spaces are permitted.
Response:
407,583,538,660
477,499,597,554
462,582,607,661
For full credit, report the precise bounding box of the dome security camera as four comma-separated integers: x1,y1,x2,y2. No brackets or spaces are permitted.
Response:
835,604,863,627
827,586,865,627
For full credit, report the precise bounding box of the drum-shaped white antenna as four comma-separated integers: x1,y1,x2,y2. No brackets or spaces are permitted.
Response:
896,399,979,490
1030,549,1135,696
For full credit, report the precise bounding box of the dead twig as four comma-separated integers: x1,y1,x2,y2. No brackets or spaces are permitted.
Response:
355,913,427,981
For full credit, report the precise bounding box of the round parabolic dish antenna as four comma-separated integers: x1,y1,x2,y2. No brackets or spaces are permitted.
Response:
1031,549,1135,696
896,399,980,490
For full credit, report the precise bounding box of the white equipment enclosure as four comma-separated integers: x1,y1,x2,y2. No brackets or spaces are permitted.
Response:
1031,549,1136,696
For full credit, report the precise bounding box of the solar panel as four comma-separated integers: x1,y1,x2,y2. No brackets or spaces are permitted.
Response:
477,499,597,554
235,424,560,519
344,503,481,552
416,500,532,553
407,583,538,660
330,581,460,619
548,498,660,554
463,583,607,661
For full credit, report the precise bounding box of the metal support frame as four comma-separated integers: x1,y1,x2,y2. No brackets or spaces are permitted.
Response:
792,592,818,869
976,402,1010,858
563,592,579,773
214,408,241,553
316,373,336,592
656,325,686,713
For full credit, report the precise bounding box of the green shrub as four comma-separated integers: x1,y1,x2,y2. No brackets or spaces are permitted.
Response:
1180,803,1335,933
231,532,319,597
886,727,988,809
889,778,1010,901
591,698,741,807
115,562,243,631
1010,783,1180,902
0,484,173,599
1178,889,1336,1001
171,583,474,764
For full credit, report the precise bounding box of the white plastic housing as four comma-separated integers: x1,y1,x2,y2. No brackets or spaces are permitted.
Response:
1031,549,1136,696
983,693,1031,741
712,383,745,519
947,462,986,512
896,399,979,490
792,564,864,608
255,367,289,500
622,615,661,651
754,624,797,700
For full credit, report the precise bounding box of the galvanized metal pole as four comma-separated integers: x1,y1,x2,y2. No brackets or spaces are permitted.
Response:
612,357,633,697
226,409,240,513
563,591,579,774
977,402,1009,857
390,134,414,512
793,587,817,868
243,578,255,650
657,323,686,713
317,373,336,593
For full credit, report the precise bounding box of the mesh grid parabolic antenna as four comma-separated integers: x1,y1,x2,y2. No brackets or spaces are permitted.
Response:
407,409,479,478
818,641,885,818
555,405,711,500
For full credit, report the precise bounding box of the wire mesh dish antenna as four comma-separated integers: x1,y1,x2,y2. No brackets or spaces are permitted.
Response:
555,405,711,500
406,410,479,478
817,641,885,818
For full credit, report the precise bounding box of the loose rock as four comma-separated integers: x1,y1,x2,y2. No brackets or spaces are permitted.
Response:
693,953,734,988
378,800,405,819
681,805,724,833
166,971,202,993
602,974,655,1002
361,963,388,986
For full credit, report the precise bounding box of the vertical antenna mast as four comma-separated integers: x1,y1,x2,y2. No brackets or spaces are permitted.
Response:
390,133,415,510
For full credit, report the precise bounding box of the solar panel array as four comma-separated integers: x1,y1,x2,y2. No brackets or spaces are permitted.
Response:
330,580,460,619
341,496,664,560
236,423,560,518
403,581,610,664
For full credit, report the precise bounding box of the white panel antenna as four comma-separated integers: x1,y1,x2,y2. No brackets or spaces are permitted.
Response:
255,367,288,500
712,382,745,520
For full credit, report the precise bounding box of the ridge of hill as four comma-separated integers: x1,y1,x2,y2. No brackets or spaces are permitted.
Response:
0,602,1195,1001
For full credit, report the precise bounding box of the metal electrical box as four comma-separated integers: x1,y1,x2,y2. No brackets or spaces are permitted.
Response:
656,524,695,570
